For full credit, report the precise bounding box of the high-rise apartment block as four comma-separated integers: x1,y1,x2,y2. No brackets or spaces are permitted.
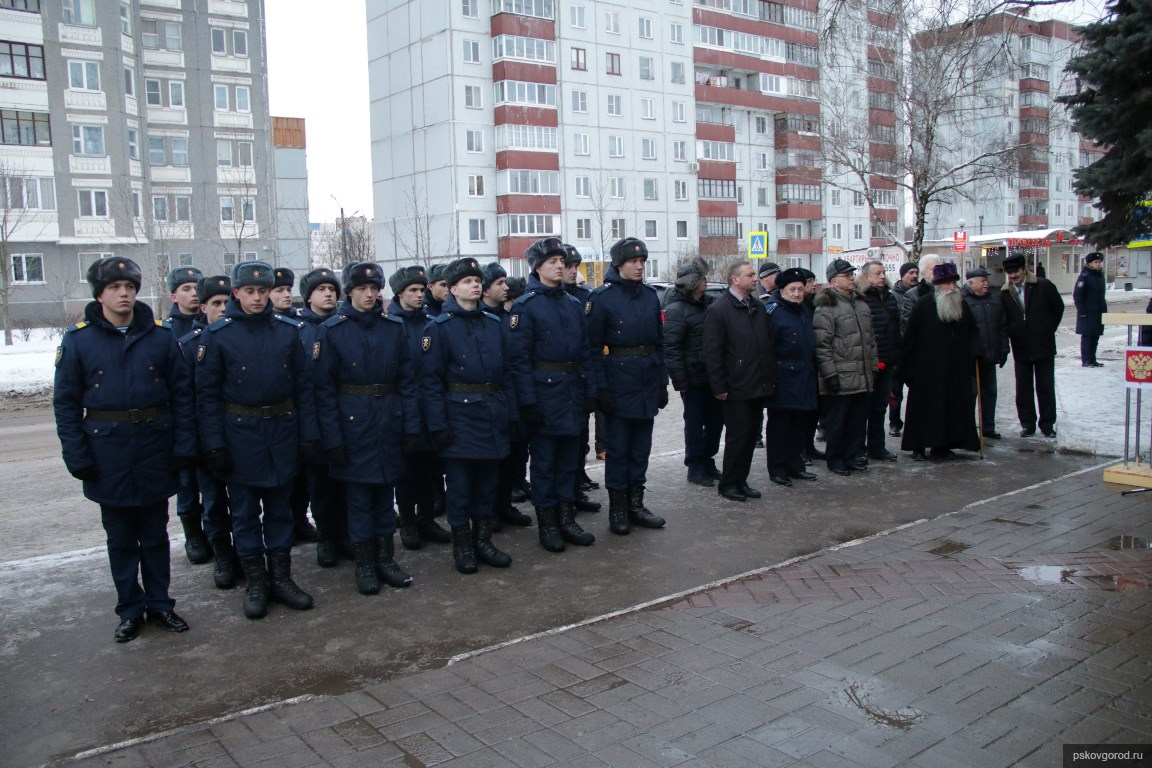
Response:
0,0,297,326
368,0,896,278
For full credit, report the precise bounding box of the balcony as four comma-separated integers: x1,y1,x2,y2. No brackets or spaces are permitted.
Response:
124,94,138,116
73,218,116,240
151,166,192,183
217,167,257,185
208,0,248,15
69,155,111,175
59,24,102,47
64,90,106,111
142,49,184,68
211,55,252,75
1019,215,1049,228
777,238,822,254
214,111,254,129
147,106,188,125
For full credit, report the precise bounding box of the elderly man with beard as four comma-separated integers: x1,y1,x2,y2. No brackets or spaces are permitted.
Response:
900,263,982,461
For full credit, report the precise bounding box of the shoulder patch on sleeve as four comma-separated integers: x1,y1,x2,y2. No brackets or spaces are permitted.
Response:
586,300,593,315
54,346,63,367
196,344,207,363
509,313,520,329
421,335,432,352
1076,281,1084,288
312,341,321,360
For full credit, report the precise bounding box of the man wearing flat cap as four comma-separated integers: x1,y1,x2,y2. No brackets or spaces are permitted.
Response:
900,262,982,460
961,266,1009,440
1073,252,1107,367
757,261,781,303
1000,253,1064,437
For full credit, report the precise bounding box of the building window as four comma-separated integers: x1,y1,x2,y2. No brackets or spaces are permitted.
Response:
464,39,480,63
643,178,658,200
468,218,486,242
214,84,229,110
606,52,621,75
10,254,44,284
71,125,104,155
674,180,688,201
462,0,477,17
171,137,188,165
152,195,168,222
569,4,585,27
670,61,685,84
0,111,51,146
216,139,232,166
610,177,625,198
641,98,655,119
497,169,560,195
671,101,685,122
611,218,626,239
571,47,586,70
234,30,248,57
676,220,688,239
497,213,556,236
608,135,623,157
169,81,184,107
755,116,767,134
466,129,483,152
642,137,656,160
670,22,683,44
241,197,254,221
219,196,234,222
67,60,100,91
465,84,483,108
494,79,557,107
2,176,55,210
853,191,866,206
145,78,161,105
77,189,108,218
645,220,657,238
63,0,95,25
237,141,252,166
235,86,250,112
576,218,591,239
639,17,652,38
148,136,165,164
575,176,590,197
605,9,619,33
639,57,653,80
142,20,182,51
126,128,138,159
673,140,686,161
573,132,589,155
570,89,587,113
831,223,842,240
0,41,45,80
495,124,557,151
174,195,190,221
853,224,864,240
123,66,134,95
492,0,554,19
492,35,556,63
831,189,841,206
211,28,227,54
119,1,130,33
607,94,622,116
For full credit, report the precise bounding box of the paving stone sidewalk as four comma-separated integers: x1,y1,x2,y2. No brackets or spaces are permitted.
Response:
59,465,1152,768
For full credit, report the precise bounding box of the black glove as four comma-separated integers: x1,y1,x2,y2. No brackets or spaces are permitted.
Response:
171,455,198,473
520,404,544,429
825,375,841,394
431,429,454,451
298,441,317,462
597,389,615,414
204,449,232,474
402,435,422,455
658,387,669,409
584,398,598,415
70,465,100,483
327,447,348,467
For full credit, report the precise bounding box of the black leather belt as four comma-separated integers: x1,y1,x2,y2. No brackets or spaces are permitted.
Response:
535,361,580,373
340,383,396,397
607,345,658,357
224,399,294,418
447,383,503,394
85,405,169,423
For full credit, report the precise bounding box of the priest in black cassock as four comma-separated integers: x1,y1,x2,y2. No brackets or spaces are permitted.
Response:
900,262,983,460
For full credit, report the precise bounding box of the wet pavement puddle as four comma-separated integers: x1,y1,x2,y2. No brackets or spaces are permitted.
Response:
928,540,970,556
1011,565,1079,584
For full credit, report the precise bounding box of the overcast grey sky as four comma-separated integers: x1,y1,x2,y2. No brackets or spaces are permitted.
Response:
264,0,1108,227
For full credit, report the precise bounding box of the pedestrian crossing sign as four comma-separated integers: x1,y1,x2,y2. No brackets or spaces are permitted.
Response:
749,232,768,259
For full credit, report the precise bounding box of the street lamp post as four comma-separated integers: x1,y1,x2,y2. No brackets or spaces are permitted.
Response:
331,194,348,264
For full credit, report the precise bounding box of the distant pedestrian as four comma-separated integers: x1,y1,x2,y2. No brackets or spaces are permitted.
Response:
1000,253,1064,438
1073,252,1107,367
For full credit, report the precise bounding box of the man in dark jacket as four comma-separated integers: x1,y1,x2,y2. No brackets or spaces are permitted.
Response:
889,262,919,436
664,263,722,486
703,261,775,501
1073,252,1107,367
856,261,900,462
961,266,1009,439
1000,253,1065,438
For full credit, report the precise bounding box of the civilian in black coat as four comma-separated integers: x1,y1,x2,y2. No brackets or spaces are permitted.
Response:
1000,254,1065,437
856,262,901,462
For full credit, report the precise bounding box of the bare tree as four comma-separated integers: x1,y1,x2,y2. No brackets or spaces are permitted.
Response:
0,160,50,345
820,0,1044,263
384,183,443,269
315,215,375,270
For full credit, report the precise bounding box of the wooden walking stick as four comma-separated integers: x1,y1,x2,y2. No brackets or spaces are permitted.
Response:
975,360,985,459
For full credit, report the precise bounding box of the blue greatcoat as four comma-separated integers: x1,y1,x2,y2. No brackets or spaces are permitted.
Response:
585,267,668,419
421,295,516,460
163,303,197,340
313,298,418,485
195,300,319,488
387,299,433,450
509,276,595,436
54,300,196,506
766,298,818,412
1072,267,1107,336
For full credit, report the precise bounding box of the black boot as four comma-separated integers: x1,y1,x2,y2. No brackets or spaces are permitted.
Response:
498,503,533,527
311,505,338,567
580,469,599,490
558,502,595,546
352,540,380,595
210,534,237,589
432,482,446,518
473,517,512,567
608,488,630,535
240,555,270,619
627,486,666,529
377,534,413,588
397,503,422,550
417,505,452,544
451,524,478,574
266,551,314,610
535,505,565,552
181,515,212,564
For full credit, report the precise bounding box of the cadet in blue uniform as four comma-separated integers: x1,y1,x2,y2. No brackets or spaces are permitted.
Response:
296,268,350,566
388,266,454,550
509,239,597,552
481,261,534,530
424,264,449,318
269,266,296,314
163,265,210,564
176,275,236,588
422,258,517,574
586,237,669,535
54,257,195,643
313,262,416,594
196,260,319,620
562,244,602,513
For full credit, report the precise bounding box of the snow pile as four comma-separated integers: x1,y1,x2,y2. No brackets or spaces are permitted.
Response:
0,330,61,394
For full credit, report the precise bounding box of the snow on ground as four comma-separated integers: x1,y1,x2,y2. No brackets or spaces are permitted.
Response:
2,289,1150,456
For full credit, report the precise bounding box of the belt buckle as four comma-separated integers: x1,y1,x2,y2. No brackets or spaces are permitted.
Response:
372,384,385,397
260,405,273,419
128,409,142,423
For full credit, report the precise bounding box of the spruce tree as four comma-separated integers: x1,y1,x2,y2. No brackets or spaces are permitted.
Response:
1058,0,1152,247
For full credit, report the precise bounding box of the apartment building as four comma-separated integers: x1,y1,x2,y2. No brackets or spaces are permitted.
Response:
0,0,292,327
922,15,1104,242
367,0,892,279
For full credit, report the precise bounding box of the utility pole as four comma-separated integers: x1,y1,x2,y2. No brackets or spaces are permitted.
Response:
331,194,348,264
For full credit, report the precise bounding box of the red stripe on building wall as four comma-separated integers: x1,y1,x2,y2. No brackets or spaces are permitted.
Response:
493,105,558,126
495,151,560,171
492,61,557,84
